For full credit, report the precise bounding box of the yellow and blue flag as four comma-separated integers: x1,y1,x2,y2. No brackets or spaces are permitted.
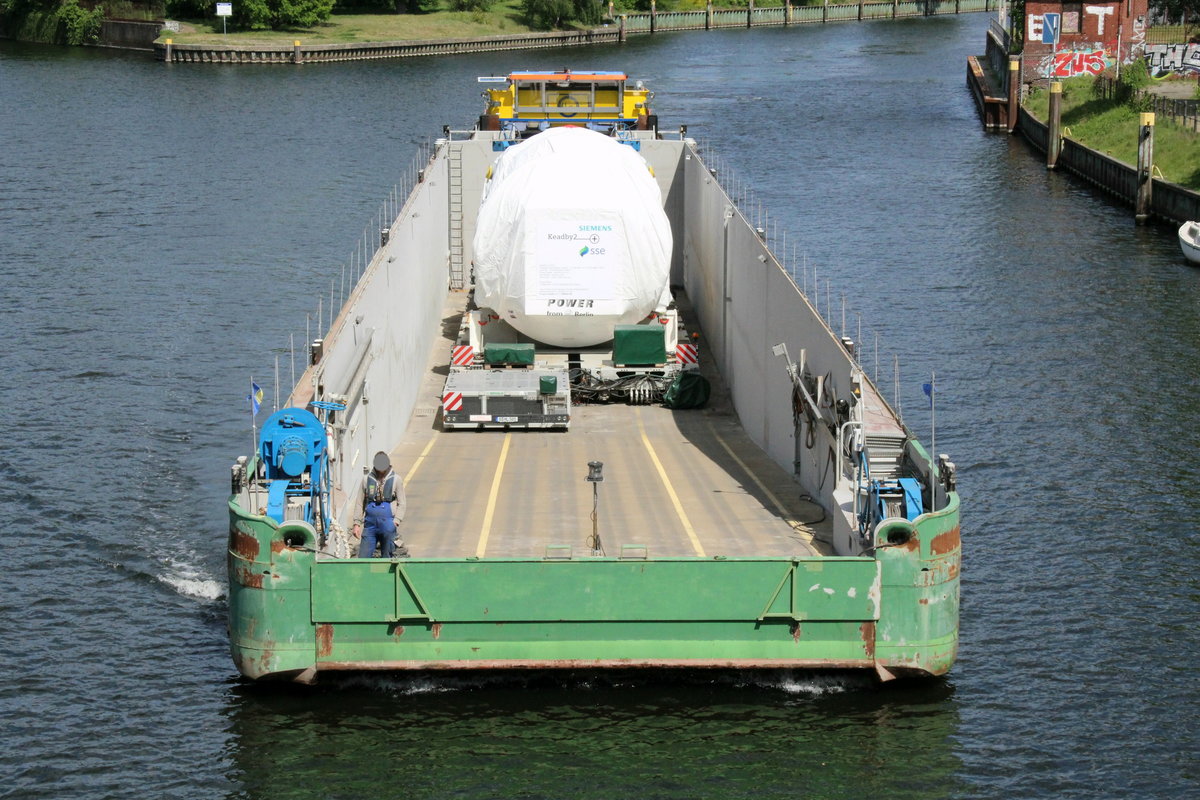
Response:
248,381,263,416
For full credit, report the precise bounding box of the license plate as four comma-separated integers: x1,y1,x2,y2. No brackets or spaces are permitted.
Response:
495,416,518,423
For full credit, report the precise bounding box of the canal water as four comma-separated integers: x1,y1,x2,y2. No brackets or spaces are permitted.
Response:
2,14,1197,799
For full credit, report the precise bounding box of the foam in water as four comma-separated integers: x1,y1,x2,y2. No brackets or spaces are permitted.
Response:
160,573,224,602
157,550,225,601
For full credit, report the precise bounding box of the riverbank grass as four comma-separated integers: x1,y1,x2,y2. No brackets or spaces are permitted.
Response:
160,4,538,45
1025,76,1200,190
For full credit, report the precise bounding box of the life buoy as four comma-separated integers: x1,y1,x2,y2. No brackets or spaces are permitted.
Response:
556,93,579,118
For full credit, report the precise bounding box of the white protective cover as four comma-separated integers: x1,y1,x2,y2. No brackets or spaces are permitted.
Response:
472,126,673,347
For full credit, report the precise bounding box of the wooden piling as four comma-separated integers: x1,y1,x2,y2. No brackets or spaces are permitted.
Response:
1007,57,1019,133
1047,82,1062,169
1135,112,1155,224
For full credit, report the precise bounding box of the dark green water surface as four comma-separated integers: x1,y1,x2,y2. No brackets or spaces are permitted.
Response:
1,15,1197,799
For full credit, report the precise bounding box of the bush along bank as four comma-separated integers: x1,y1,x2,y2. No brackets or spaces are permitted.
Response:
1,0,105,45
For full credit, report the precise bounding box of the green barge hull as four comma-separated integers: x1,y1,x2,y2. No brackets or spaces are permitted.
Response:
229,497,958,682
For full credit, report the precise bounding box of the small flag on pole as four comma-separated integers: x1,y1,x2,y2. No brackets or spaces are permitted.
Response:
922,379,934,407
248,381,263,416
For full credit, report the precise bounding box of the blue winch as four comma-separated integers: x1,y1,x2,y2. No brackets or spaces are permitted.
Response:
257,407,329,529
866,477,924,524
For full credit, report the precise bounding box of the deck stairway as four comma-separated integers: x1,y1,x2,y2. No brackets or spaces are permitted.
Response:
863,432,907,481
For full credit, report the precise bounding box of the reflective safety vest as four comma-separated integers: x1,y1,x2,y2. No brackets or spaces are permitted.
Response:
366,473,397,504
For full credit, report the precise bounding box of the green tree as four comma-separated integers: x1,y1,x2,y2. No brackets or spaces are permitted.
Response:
522,0,601,28
231,0,334,29
164,0,208,16
57,0,102,43
1150,0,1200,26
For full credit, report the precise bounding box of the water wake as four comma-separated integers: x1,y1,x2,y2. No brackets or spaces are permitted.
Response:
157,550,225,602
159,572,224,602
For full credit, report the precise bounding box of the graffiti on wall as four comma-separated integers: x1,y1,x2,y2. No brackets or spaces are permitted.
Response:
1130,15,1146,58
1055,49,1111,77
1038,48,1112,78
1145,43,1200,77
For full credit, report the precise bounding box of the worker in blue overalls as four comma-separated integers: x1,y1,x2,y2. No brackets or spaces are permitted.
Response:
353,451,409,558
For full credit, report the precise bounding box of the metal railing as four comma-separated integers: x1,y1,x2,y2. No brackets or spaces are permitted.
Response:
1093,76,1200,133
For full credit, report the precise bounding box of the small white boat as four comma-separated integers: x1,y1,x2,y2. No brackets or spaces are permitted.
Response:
1179,221,1200,264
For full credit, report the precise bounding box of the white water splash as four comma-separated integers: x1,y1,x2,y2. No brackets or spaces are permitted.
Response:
159,572,225,601
772,674,865,696
157,550,225,602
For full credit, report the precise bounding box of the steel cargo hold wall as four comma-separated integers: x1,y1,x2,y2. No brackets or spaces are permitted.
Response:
679,142,860,500
298,144,454,520
638,139,688,285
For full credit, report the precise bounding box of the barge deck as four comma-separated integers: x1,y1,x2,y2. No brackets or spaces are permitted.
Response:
389,290,831,561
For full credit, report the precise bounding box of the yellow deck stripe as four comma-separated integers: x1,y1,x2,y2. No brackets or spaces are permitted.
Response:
638,411,706,557
476,433,511,557
402,436,438,487
709,423,814,546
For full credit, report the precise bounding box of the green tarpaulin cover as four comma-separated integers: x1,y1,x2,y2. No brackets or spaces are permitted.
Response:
613,324,665,366
484,342,535,366
662,372,710,409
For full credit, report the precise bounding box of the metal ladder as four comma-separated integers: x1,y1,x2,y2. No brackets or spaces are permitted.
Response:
447,142,465,290
863,433,906,481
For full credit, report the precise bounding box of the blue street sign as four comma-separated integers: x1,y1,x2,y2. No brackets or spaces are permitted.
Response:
1042,13,1061,45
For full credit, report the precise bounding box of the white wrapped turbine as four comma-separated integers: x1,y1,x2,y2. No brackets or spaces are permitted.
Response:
472,126,673,348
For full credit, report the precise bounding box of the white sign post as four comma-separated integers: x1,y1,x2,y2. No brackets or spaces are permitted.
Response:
216,2,232,36
1042,12,1061,88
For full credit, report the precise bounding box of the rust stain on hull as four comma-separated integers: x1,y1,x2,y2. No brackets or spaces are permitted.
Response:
930,525,961,556
316,624,334,657
235,565,263,589
860,620,876,660
232,530,260,561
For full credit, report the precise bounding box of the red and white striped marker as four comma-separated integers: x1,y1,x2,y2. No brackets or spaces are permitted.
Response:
443,391,463,412
451,345,474,366
676,343,698,365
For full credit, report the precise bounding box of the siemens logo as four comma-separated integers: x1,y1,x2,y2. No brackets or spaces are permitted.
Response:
578,225,613,232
